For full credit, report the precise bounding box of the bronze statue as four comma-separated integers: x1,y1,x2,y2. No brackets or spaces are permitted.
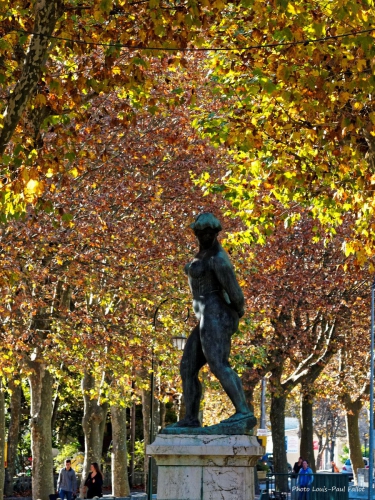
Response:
163,213,256,434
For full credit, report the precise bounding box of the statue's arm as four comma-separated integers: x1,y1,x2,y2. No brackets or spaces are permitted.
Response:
212,255,245,317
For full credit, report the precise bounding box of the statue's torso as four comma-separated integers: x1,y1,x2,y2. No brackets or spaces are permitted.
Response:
185,256,231,320
186,258,222,296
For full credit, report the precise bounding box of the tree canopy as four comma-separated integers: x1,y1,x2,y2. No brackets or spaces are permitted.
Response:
0,3,374,494
190,0,375,261
3,0,375,263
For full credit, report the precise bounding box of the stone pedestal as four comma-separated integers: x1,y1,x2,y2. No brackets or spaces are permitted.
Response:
147,434,263,500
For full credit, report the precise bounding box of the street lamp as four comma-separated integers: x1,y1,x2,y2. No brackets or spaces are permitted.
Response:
147,333,187,500
147,299,169,500
172,335,187,351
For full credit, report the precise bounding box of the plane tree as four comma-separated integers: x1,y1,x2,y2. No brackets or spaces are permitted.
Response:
237,210,371,477
0,70,232,497
193,0,375,261
0,0,234,216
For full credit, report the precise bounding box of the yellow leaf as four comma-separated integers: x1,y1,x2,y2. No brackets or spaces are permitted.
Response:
357,59,367,71
339,92,351,103
34,94,46,106
25,179,39,194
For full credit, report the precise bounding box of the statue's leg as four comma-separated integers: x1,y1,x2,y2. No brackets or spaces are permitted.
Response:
179,323,206,425
201,313,251,417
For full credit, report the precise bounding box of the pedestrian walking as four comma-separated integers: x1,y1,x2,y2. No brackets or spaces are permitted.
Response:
57,459,77,500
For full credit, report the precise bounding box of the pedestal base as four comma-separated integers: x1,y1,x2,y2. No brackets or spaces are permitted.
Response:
147,434,263,500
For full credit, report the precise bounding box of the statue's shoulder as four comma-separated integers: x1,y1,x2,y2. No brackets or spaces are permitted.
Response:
209,246,232,270
184,257,200,275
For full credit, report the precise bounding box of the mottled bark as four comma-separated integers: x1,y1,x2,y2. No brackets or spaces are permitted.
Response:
80,371,108,496
315,434,327,471
129,402,136,488
29,362,54,500
243,373,257,415
270,376,288,492
141,387,151,485
110,405,130,497
141,388,159,489
0,381,5,500
0,0,64,155
270,392,288,473
51,393,60,432
160,401,166,430
345,400,363,485
300,390,316,472
4,379,22,496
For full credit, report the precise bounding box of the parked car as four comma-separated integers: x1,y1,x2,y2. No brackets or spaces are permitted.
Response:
341,457,369,479
260,453,292,473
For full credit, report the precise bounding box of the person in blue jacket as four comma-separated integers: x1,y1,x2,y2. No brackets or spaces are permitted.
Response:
298,459,314,500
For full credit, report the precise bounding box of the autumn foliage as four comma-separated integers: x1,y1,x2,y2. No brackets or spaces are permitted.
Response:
0,0,374,495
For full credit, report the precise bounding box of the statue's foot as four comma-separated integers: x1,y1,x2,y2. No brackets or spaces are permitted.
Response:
161,411,257,435
220,411,255,424
167,417,201,428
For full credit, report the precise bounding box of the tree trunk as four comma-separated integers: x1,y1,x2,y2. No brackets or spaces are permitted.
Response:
81,372,108,495
4,379,22,496
345,401,363,485
160,401,166,430
51,393,60,432
315,434,326,471
29,363,54,500
300,390,316,472
0,381,5,500
243,373,257,414
142,387,160,491
270,392,288,472
0,0,64,155
129,402,136,488
110,405,130,497
142,388,151,486
270,383,288,492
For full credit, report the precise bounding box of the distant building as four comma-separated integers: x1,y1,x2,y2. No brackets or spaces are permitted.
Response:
263,417,342,470
265,417,300,464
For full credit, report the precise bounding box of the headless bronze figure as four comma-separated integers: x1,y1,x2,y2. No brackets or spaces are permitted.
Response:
170,213,255,431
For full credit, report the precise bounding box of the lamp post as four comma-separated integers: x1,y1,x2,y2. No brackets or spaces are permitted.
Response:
147,333,187,500
172,335,187,351
365,433,368,458
147,299,169,500
172,335,187,422
368,278,375,500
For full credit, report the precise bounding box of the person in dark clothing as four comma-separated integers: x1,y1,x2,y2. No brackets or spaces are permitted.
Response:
84,463,103,499
293,457,303,476
291,457,304,500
